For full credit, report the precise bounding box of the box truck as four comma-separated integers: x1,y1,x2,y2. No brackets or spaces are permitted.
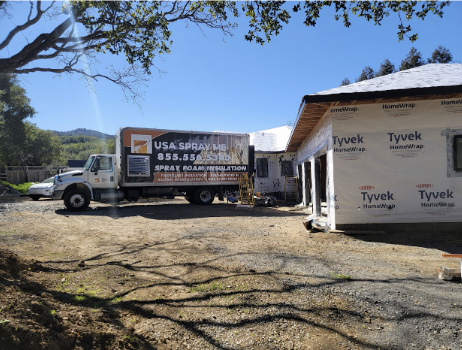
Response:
53,127,254,210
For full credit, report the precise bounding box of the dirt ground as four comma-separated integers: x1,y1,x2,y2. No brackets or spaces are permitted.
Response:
0,195,461,350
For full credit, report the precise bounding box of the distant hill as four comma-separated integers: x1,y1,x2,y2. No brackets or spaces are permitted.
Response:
51,128,113,139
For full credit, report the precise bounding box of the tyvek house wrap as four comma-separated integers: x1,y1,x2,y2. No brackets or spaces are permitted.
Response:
331,97,462,224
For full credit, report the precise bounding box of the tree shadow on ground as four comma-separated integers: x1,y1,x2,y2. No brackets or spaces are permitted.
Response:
2,244,461,350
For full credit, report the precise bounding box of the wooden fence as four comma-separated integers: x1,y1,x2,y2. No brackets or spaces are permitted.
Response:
0,166,67,184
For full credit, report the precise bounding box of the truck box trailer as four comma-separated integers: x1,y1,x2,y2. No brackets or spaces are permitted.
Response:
53,127,254,210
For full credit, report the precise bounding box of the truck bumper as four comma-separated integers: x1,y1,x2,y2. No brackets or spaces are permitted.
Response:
52,190,64,200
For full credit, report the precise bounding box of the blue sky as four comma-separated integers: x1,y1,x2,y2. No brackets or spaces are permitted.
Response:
3,2,462,136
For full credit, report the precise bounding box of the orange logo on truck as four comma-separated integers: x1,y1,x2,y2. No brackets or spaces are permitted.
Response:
133,140,149,154
131,135,152,154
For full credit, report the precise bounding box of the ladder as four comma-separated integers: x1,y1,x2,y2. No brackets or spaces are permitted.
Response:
284,176,298,202
238,174,255,206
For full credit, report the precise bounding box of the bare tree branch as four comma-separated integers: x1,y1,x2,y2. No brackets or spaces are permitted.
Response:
0,1,54,51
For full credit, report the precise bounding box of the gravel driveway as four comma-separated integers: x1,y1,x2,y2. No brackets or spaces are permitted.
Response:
0,196,461,350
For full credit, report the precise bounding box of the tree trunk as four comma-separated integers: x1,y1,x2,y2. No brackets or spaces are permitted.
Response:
17,152,29,183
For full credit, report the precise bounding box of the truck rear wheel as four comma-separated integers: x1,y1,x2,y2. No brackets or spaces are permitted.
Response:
185,195,195,204
64,189,90,211
194,187,215,205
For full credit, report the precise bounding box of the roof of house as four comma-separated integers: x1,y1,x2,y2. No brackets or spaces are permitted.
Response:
250,125,293,153
286,63,462,152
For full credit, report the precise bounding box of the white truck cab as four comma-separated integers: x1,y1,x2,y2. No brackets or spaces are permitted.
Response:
53,154,120,210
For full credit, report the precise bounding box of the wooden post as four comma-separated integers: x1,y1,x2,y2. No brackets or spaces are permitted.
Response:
313,158,321,216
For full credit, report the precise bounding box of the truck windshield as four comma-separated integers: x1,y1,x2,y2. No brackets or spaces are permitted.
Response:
83,156,95,171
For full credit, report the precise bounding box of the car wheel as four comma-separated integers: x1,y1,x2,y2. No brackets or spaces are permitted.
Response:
64,189,90,211
194,187,215,205
30,195,41,201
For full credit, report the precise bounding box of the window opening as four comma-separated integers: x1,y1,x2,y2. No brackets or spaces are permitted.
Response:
256,158,268,178
281,160,294,176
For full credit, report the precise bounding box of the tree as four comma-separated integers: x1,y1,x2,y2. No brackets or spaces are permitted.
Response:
0,73,61,180
375,59,395,77
340,78,351,86
23,124,62,167
356,66,375,82
427,45,453,63
0,1,450,97
399,47,425,71
0,73,36,176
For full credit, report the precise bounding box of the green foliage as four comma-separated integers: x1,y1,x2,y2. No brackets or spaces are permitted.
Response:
0,74,114,168
242,2,290,45
399,47,425,71
427,45,453,64
53,128,113,139
0,181,33,194
0,73,37,170
1,1,451,79
68,1,239,74
340,78,351,86
59,135,114,161
375,59,396,77
356,66,375,82
24,123,62,166
349,46,454,83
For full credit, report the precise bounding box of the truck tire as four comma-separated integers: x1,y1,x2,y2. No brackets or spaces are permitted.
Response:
185,195,195,204
185,191,195,204
64,189,90,211
194,187,215,205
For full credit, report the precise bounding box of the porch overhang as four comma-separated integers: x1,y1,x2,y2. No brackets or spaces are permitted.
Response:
286,85,462,153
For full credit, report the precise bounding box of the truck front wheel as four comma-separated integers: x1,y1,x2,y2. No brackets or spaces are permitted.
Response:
194,187,215,205
64,189,90,211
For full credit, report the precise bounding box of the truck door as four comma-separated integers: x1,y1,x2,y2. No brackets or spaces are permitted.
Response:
87,155,117,189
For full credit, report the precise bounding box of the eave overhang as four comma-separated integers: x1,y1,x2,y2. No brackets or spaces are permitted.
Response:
286,85,462,153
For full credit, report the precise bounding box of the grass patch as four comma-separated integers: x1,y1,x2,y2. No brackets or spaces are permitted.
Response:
109,296,123,304
123,334,137,342
0,181,33,194
74,295,86,302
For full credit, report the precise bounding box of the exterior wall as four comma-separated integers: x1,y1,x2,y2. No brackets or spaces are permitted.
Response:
331,98,462,225
296,115,335,228
254,152,297,196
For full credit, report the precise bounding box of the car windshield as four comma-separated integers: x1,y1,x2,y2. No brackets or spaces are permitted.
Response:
83,156,95,171
42,177,54,184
